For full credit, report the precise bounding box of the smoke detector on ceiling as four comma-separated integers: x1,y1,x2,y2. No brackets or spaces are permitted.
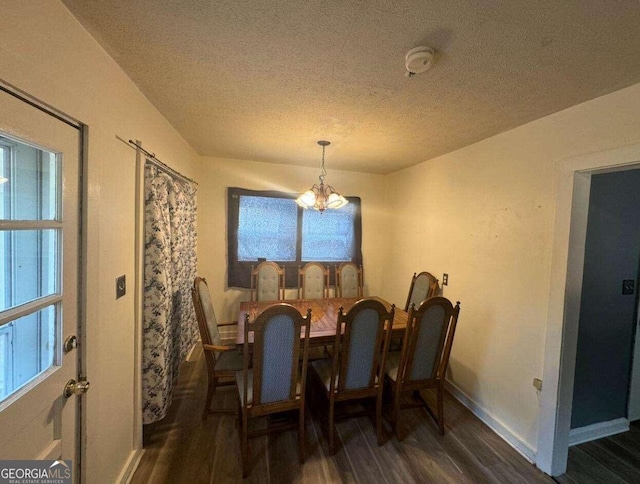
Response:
405,46,435,78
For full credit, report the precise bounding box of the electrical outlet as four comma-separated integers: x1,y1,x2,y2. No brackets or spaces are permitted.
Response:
442,273,449,286
533,378,543,391
116,275,126,299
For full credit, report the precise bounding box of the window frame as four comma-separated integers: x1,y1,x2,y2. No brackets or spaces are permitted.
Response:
227,187,362,289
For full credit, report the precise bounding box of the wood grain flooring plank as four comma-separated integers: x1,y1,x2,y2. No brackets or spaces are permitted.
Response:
553,473,581,484
579,438,640,483
132,347,556,484
558,420,640,484
353,417,419,484
562,446,629,484
602,422,640,456
267,422,305,483
336,417,388,484
307,410,357,484
306,401,360,484
434,389,549,483
242,435,271,484
485,460,531,483
210,415,242,483
293,410,344,484
398,407,484,484
211,413,242,483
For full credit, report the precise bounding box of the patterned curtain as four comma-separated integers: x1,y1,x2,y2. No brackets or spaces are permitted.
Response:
142,162,198,424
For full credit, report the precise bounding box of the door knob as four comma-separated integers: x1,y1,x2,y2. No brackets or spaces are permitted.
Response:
63,379,90,398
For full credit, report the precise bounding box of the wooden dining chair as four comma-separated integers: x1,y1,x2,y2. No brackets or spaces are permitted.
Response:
404,271,439,311
309,298,395,454
298,262,330,299
335,262,363,298
191,276,243,419
385,297,460,439
236,303,312,477
250,261,285,301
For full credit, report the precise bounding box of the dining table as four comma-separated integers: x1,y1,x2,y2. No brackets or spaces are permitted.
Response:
236,296,408,347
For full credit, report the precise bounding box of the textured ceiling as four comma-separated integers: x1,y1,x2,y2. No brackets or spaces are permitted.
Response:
62,0,640,174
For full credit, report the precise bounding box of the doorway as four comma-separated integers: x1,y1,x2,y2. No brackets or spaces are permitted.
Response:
570,169,640,436
536,142,640,476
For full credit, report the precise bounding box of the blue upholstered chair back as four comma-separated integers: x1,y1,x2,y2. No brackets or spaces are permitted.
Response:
259,313,296,403
192,277,222,363
252,261,284,301
336,299,394,392
244,303,311,406
337,262,362,298
403,297,458,383
196,278,221,346
405,271,438,311
408,304,447,381
344,308,379,389
299,262,328,299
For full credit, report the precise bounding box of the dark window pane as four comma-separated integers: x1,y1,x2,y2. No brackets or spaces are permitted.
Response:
302,203,355,261
238,196,297,261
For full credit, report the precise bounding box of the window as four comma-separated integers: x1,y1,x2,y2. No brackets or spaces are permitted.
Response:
0,136,60,403
227,188,362,288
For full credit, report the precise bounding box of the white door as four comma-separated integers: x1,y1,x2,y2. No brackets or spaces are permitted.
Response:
0,90,82,472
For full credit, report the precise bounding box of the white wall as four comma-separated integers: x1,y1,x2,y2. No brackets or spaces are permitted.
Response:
197,157,390,324
383,82,640,459
1,1,200,482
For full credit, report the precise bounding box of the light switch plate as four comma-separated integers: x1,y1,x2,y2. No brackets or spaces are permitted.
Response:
116,275,126,299
442,273,449,286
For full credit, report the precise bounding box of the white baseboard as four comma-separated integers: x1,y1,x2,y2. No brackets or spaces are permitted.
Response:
444,381,536,463
118,448,145,484
568,418,629,446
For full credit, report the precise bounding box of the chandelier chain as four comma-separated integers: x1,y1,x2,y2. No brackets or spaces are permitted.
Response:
319,143,327,183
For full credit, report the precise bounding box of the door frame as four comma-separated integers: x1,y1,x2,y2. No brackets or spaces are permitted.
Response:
536,141,640,476
627,255,640,422
0,80,88,480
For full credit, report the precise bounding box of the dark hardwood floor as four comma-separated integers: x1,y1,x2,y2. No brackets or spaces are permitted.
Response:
132,346,553,483
554,421,640,484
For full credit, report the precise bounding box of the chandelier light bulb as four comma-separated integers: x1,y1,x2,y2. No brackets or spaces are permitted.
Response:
295,141,348,213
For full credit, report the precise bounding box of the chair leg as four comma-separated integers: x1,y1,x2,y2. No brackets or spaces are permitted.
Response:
203,383,214,421
437,382,445,435
376,390,384,446
328,398,336,455
298,407,306,463
393,387,403,441
241,409,250,478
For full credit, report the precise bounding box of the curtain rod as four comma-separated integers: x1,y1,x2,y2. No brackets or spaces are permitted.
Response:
116,135,198,185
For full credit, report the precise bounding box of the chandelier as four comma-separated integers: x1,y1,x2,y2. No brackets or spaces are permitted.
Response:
295,140,348,213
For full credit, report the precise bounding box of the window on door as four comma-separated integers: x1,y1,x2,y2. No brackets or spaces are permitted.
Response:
0,136,61,404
